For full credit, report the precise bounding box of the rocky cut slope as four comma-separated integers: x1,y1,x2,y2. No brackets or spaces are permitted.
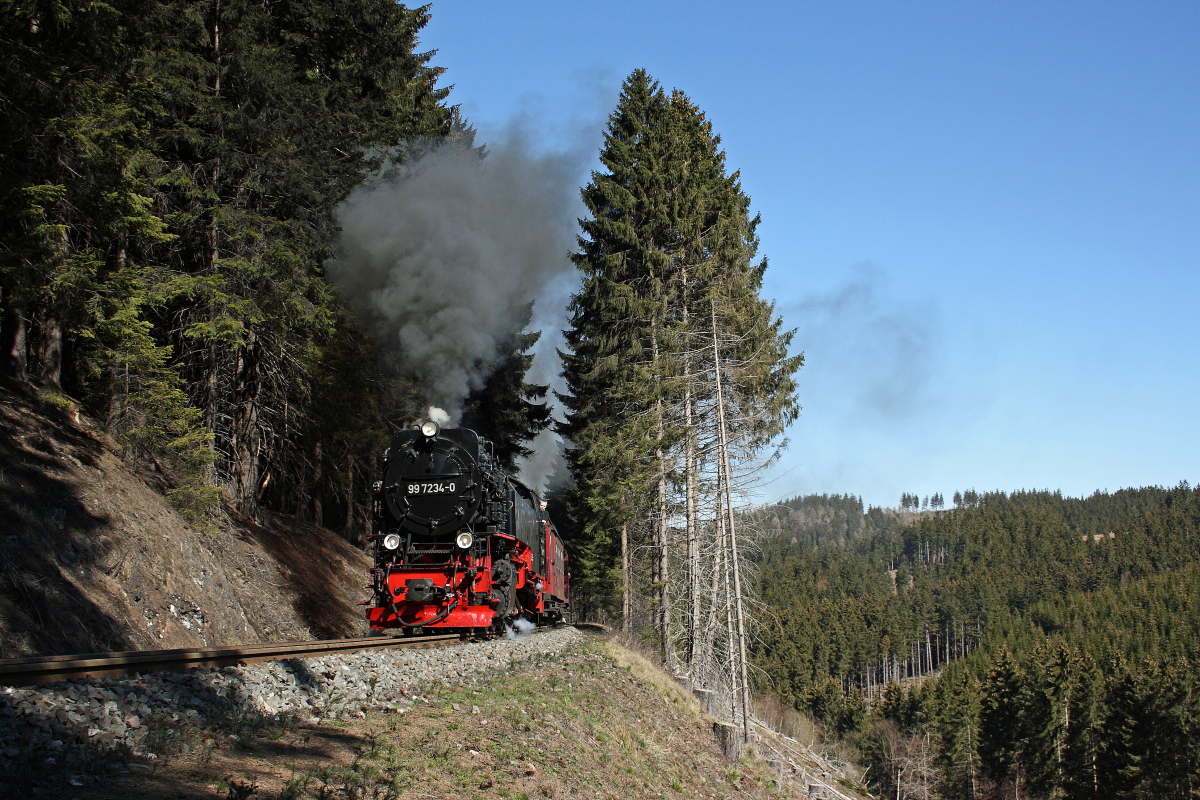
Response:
0,385,372,658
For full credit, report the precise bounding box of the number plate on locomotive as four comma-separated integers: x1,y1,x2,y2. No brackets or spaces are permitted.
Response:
404,477,459,495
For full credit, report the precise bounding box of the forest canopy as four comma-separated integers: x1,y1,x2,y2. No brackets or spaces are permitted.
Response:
752,486,1200,799
0,0,551,531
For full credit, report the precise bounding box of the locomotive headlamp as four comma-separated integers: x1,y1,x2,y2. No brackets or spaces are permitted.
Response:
383,533,401,550
420,420,440,438
455,532,474,549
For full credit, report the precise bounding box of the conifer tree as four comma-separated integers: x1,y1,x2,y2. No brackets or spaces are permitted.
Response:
139,0,452,516
2,0,455,528
1,0,156,389
462,305,553,472
938,672,983,800
561,71,800,732
0,0,220,516
559,69,673,620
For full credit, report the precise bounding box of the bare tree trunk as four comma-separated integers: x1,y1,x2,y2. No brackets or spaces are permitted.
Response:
312,440,323,526
2,288,29,385
712,299,752,741
229,329,261,517
650,325,671,665
657,447,671,665
718,491,736,719
344,453,358,542
685,385,699,664
198,3,224,502
621,518,631,632
210,0,221,96
207,0,221,268
37,313,62,388
681,268,700,667
35,226,69,389
204,343,220,484
696,504,725,688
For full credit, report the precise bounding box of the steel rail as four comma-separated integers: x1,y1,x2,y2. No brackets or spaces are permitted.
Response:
0,634,462,687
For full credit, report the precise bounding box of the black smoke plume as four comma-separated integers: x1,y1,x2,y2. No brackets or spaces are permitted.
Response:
328,138,580,423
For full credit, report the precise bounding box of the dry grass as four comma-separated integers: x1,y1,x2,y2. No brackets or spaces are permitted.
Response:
29,636,802,800
753,695,821,745
601,640,708,721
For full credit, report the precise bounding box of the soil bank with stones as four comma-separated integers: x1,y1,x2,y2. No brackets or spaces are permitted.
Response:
0,385,372,658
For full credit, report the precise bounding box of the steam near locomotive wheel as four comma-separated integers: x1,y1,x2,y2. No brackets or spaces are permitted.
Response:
366,422,569,635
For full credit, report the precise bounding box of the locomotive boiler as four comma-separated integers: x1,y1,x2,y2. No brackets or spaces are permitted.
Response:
365,421,569,635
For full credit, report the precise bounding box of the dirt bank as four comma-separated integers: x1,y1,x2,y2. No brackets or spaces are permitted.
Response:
0,386,371,658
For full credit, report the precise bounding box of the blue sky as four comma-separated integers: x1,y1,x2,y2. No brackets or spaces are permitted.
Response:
421,1,1199,508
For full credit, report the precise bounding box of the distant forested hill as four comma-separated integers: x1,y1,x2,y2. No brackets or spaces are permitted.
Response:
750,486,1200,799
752,493,895,549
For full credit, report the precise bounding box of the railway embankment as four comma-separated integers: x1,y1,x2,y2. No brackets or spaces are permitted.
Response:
0,626,586,790
0,630,834,800
0,389,865,799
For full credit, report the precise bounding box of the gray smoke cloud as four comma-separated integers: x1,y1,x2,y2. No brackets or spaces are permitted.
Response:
327,138,582,422
792,263,940,423
516,427,566,494
329,75,617,493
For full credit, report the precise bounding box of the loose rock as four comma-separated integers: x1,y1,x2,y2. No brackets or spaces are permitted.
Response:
0,626,584,764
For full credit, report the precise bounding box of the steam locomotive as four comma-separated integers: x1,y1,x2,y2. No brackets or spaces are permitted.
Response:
365,421,569,635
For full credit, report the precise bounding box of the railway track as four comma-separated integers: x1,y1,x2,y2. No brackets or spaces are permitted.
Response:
0,633,462,687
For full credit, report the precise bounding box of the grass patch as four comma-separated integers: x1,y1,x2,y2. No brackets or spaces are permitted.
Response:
53,635,802,800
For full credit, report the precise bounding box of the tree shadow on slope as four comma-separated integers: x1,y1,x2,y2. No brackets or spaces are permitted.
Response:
232,510,370,640
0,386,133,657
0,670,350,799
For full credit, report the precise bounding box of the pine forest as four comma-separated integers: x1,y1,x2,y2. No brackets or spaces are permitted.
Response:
752,487,1200,798
3,4,1197,799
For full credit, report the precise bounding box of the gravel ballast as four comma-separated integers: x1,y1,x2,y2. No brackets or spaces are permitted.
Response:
0,626,585,763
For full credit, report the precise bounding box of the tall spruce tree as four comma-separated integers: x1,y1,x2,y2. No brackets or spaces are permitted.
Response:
559,69,674,621
139,0,452,517
560,68,802,674
661,88,800,723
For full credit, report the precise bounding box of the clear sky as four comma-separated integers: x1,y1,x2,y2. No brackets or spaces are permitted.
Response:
420,1,1199,508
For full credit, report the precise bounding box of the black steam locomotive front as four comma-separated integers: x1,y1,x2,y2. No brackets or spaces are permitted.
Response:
366,421,569,633
383,426,483,536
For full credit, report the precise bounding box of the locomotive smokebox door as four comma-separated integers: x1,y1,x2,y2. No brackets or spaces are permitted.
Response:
383,428,485,536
